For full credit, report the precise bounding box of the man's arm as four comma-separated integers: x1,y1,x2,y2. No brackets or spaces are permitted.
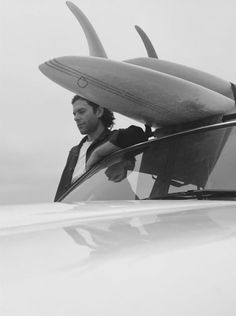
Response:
86,141,120,170
109,125,148,149
86,126,148,170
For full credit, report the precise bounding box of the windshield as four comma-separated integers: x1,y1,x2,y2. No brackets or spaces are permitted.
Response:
62,123,236,203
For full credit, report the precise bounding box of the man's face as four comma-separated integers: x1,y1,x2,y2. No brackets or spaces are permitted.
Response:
73,99,102,135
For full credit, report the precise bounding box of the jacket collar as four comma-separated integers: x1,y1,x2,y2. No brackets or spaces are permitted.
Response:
82,128,112,145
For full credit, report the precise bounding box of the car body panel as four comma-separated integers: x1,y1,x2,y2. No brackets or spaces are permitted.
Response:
1,200,236,315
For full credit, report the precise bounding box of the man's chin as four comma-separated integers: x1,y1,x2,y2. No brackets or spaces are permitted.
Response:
77,126,87,134
79,130,87,135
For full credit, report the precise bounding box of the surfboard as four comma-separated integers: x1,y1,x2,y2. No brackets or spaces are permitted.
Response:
66,2,235,102
39,56,235,127
134,26,235,101
126,57,235,101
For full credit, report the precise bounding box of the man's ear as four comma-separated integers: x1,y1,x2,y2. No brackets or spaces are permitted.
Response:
96,106,104,118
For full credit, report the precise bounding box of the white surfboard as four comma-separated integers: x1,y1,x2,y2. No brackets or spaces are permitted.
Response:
39,56,235,127
134,25,235,100
66,2,235,102
126,57,235,101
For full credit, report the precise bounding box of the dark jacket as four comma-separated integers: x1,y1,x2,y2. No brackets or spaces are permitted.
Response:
54,126,147,201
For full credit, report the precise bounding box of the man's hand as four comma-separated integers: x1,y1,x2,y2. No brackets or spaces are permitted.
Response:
105,162,128,182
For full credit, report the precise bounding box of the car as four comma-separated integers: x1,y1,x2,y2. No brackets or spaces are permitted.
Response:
1,115,236,316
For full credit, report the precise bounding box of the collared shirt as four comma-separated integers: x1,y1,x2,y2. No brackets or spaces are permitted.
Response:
72,139,92,183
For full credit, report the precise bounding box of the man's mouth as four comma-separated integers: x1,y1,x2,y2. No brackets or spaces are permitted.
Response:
77,123,85,128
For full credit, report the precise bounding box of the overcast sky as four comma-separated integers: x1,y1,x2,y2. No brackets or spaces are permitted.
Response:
1,0,235,205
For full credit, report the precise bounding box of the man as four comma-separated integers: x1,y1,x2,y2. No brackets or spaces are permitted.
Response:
54,95,148,201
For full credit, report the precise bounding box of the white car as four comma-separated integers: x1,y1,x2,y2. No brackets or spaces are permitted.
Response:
1,116,236,316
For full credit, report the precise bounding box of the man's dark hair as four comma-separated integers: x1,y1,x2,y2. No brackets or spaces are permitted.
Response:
72,95,115,129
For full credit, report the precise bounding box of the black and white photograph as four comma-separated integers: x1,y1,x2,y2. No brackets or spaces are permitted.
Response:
1,0,236,315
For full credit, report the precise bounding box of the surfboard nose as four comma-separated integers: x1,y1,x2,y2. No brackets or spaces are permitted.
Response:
39,57,87,94
38,60,62,83
38,62,53,81
39,56,107,96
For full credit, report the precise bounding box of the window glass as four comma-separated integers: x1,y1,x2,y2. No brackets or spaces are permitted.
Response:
62,125,236,203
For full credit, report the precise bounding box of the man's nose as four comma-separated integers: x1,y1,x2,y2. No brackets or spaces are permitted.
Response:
74,113,81,121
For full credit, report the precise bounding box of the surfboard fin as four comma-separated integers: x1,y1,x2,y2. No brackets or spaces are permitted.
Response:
66,1,108,58
135,25,158,59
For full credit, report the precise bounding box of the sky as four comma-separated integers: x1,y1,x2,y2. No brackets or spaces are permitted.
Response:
0,0,235,205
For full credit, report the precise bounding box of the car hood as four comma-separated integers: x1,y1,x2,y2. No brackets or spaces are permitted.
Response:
1,199,236,257
1,200,236,316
